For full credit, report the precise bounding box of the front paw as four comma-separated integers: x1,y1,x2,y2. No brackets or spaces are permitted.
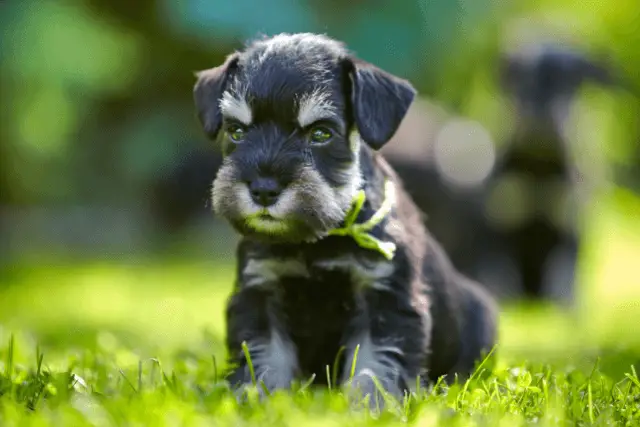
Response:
230,366,294,403
342,369,402,411
233,381,268,404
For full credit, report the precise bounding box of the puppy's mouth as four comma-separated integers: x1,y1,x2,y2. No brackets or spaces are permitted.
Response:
247,209,282,222
240,211,302,242
251,211,275,220
237,205,325,243
245,208,286,223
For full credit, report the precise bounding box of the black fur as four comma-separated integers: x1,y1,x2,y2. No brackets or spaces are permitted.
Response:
147,144,223,234
194,53,241,138
193,33,498,407
348,58,417,150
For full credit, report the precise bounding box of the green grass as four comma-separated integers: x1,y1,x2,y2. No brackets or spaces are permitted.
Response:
1,188,639,425
1,299,640,427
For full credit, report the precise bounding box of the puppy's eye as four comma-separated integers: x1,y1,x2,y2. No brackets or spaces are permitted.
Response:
226,124,246,143
308,126,333,145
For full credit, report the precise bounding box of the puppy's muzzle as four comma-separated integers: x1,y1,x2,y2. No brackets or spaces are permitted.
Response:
248,176,283,207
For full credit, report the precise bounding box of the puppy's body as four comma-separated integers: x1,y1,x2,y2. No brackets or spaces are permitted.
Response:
193,33,497,402
227,148,496,392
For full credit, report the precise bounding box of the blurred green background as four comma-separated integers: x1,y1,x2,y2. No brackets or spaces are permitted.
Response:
1,0,639,370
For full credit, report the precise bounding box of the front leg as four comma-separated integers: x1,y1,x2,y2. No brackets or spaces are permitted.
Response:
225,285,298,397
340,286,430,408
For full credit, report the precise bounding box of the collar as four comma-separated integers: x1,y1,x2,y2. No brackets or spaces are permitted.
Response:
327,179,397,260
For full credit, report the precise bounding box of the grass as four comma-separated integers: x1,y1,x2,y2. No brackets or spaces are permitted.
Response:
1,301,640,427
1,188,640,425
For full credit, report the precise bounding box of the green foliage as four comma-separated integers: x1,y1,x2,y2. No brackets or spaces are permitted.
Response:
0,0,143,203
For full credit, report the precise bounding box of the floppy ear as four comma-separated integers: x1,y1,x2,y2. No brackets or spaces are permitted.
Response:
347,58,417,150
193,53,240,138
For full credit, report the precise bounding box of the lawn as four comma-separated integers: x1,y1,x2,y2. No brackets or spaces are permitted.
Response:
1,188,640,426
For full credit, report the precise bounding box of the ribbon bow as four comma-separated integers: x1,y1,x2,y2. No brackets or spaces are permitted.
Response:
328,180,397,260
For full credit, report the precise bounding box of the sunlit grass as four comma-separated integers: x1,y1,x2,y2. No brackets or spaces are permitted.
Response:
1,309,640,426
0,259,233,359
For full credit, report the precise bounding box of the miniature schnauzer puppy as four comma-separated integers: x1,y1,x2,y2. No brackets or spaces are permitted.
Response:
193,33,498,405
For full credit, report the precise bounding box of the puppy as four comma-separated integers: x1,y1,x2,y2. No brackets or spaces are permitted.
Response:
492,43,618,302
193,33,498,405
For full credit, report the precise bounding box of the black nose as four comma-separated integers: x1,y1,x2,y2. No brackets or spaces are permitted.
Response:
248,177,282,207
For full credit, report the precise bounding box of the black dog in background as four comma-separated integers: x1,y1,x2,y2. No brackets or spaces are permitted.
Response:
148,42,619,304
485,44,619,301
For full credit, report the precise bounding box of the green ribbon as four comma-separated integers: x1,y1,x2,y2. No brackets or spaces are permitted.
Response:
327,180,397,260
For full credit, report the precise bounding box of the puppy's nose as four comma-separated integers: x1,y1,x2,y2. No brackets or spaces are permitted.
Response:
248,177,282,207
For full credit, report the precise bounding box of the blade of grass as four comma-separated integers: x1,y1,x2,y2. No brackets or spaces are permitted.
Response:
457,345,496,409
118,369,137,393
587,382,594,424
6,334,15,380
624,365,640,389
241,341,257,386
350,344,361,380
212,355,218,384
36,345,44,377
298,373,316,394
332,346,345,388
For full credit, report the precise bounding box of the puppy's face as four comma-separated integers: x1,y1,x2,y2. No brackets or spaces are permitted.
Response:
194,34,415,243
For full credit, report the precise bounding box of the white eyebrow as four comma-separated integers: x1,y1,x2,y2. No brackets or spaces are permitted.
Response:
219,91,252,125
296,90,337,128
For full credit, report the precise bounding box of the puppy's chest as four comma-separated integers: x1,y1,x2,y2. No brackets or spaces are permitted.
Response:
241,252,394,330
239,246,397,376
275,254,394,375
279,269,354,338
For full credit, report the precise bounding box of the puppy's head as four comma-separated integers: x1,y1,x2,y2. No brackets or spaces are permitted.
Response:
500,44,616,128
194,33,415,243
